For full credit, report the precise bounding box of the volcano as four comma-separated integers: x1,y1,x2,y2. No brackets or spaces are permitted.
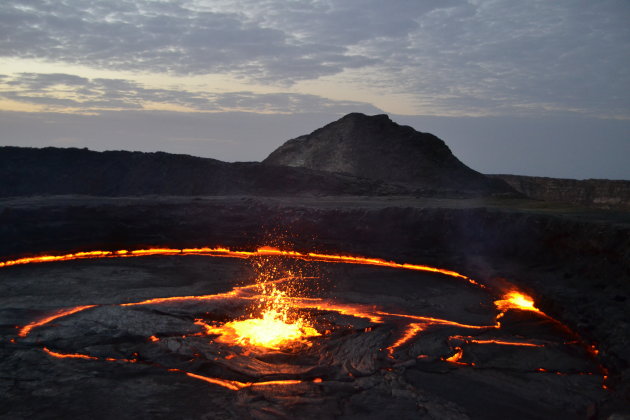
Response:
0,114,629,419
264,113,514,195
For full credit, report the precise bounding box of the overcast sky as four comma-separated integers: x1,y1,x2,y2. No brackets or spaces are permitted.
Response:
1,0,629,179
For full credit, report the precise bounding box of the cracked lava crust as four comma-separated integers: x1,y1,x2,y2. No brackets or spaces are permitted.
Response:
2,247,609,419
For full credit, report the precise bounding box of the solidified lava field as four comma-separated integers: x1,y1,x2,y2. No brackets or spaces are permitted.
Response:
0,250,608,420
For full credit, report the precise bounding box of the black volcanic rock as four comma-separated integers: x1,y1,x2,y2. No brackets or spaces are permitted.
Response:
1,195,629,418
490,174,630,210
264,113,514,194
0,146,406,197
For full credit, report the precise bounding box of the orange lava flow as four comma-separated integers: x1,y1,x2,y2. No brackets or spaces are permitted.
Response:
170,368,311,390
0,251,114,267
18,305,97,337
387,323,426,356
451,336,544,347
121,290,242,307
181,371,306,390
43,347,98,360
43,347,138,364
294,300,384,324
251,379,304,387
41,350,303,392
444,347,465,364
378,311,497,330
0,246,478,286
183,372,244,391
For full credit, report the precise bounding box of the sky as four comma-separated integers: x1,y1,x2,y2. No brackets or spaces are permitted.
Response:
1,0,629,179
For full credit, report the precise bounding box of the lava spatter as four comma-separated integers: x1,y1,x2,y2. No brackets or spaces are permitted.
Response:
200,285,321,350
494,291,541,313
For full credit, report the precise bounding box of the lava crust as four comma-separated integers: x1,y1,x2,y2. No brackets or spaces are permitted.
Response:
1,250,608,419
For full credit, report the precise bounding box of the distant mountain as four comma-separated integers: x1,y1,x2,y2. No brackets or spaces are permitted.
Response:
264,113,514,195
0,146,405,197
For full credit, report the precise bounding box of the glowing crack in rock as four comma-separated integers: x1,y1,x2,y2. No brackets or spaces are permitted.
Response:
18,305,98,337
3,245,608,391
0,246,480,286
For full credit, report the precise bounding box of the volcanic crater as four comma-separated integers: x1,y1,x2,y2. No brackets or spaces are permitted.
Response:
2,247,610,419
1,114,629,419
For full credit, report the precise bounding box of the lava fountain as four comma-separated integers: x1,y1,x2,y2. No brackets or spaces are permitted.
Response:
202,283,320,350
201,246,323,350
494,290,541,313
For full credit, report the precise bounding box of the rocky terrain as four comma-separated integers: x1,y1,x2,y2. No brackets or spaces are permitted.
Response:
1,195,629,419
0,250,609,419
0,113,629,419
264,113,514,195
0,146,405,198
492,174,630,210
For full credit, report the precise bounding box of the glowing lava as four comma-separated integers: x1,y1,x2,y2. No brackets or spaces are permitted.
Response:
18,305,97,337
207,310,320,350
445,347,465,364
494,291,541,313
0,246,479,286
203,282,320,349
4,245,608,391
387,323,426,356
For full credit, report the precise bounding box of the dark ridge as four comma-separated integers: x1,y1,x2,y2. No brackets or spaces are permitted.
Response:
490,174,630,210
0,146,408,197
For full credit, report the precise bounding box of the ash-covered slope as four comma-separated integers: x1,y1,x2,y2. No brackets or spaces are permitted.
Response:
0,146,404,197
264,113,513,194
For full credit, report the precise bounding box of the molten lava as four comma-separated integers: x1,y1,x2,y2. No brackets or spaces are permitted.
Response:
42,347,98,360
494,291,541,313
445,347,465,364
4,245,609,391
204,279,320,349
18,305,97,337
208,310,320,350
0,246,478,285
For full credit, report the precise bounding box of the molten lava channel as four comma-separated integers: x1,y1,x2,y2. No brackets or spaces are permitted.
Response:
4,245,608,391
0,246,479,286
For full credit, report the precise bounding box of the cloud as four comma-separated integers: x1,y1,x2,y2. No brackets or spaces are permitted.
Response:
219,0,455,45
0,0,377,84
344,0,630,117
0,0,628,117
0,72,381,114
207,0,630,116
